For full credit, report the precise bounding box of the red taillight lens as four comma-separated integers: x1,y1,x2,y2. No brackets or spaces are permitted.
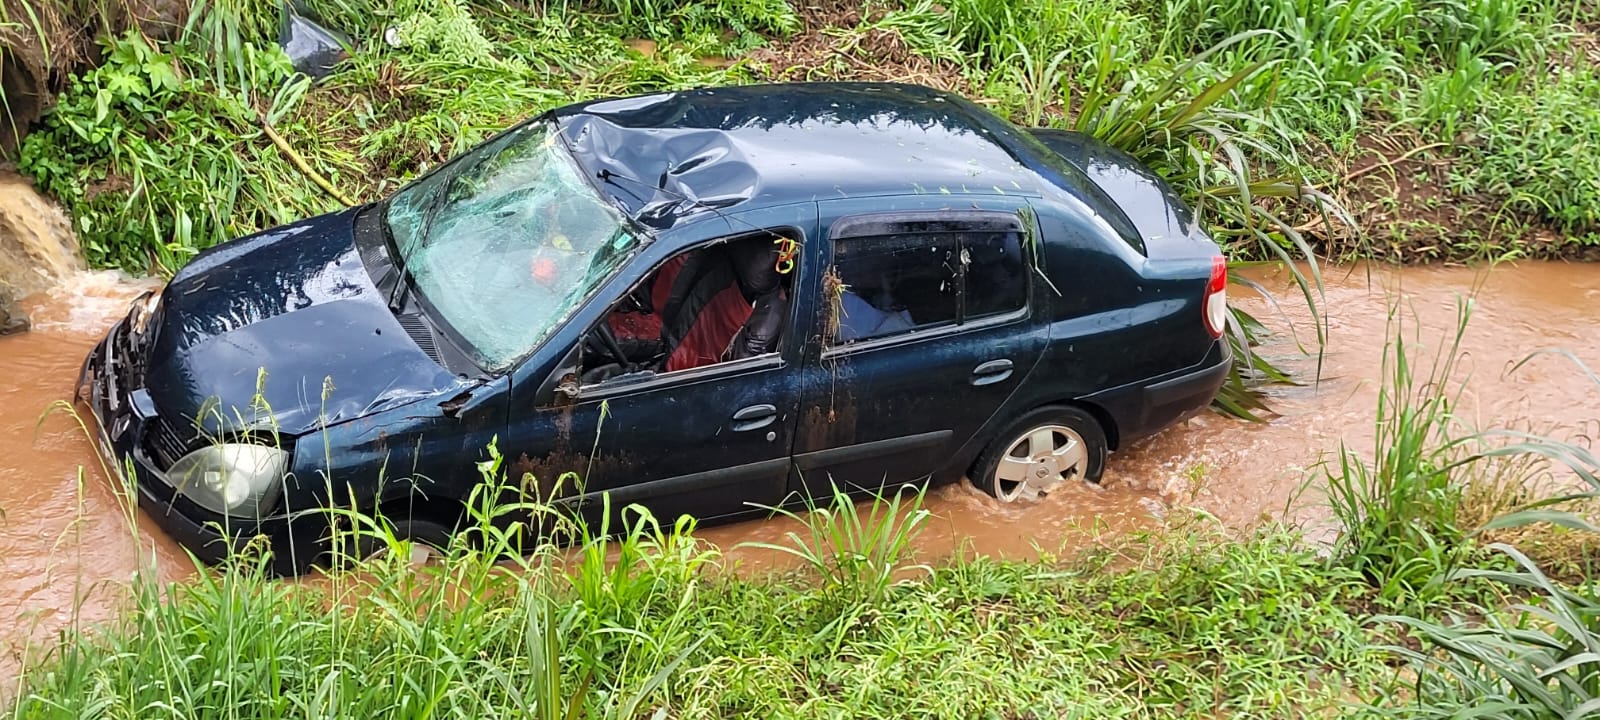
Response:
1203,255,1227,338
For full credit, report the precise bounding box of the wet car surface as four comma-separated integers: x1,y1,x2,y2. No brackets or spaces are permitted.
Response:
79,82,1230,574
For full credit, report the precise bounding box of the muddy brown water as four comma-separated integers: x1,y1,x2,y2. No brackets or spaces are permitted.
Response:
4,262,1600,677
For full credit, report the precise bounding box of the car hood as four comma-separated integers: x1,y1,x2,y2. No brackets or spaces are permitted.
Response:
143,207,474,437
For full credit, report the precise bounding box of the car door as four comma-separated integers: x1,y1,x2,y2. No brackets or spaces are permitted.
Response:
788,197,1047,500
502,210,819,529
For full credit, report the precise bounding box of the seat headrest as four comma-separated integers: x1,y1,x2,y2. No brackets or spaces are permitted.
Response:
727,237,785,299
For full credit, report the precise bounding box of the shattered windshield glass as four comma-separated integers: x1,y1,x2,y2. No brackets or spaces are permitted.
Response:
385,121,643,370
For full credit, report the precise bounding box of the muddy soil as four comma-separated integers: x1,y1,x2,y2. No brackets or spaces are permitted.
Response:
3,262,1600,679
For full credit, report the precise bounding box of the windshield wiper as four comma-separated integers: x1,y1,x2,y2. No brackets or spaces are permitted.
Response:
386,179,452,312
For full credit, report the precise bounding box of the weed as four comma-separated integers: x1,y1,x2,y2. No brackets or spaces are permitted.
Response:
1322,299,1479,606
1322,297,1600,607
742,482,932,615
1458,68,1600,234
7,500,1395,717
18,28,349,272
1380,543,1600,719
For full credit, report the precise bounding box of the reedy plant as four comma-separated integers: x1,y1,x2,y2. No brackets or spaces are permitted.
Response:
1381,544,1600,719
1322,297,1600,608
1068,30,1341,419
6,434,707,718
1322,300,1476,607
743,481,932,650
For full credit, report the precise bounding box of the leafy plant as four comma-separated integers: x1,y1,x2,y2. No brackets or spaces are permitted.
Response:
1322,299,1600,607
17,29,351,272
747,482,931,603
1065,31,1339,418
1451,68,1600,235
743,482,931,647
1382,543,1600,719
9,510,1392,717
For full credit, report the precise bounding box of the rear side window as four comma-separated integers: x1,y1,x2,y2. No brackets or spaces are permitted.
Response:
828,218,1028,346
963,231,1027,319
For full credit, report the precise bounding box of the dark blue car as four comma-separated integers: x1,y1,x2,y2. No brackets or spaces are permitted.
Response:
80,82,1230,574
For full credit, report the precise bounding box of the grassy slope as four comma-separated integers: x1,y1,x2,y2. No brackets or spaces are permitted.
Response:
12,0,1600,272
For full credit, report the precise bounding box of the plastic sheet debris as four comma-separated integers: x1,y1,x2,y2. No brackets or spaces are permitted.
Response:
279,2,352,79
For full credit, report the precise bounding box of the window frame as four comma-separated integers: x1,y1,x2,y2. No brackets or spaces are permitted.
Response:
573,226,805,398
821,210,1033,357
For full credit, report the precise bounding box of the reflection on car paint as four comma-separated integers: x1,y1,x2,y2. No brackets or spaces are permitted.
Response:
77,82,1231,576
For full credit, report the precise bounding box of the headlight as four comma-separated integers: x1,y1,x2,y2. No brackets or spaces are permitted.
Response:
166,444,289,518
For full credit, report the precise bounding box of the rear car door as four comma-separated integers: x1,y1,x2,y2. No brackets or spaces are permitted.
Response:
789,198,1047,499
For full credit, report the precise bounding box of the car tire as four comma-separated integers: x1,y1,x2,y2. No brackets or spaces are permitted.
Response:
971,405,1107,503
349,517,458,566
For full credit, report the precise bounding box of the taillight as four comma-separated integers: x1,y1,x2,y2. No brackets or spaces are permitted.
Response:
1203,255,1227,338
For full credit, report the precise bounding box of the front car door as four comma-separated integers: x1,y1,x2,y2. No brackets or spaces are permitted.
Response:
788,197,1047,500
503,205,819,528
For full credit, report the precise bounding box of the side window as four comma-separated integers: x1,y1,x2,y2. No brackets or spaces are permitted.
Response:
832,233,959,344
964,231,1027,320
828,220,1028,347
577,231,797,387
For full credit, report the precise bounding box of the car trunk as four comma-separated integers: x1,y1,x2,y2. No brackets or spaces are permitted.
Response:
1027,128,1219,261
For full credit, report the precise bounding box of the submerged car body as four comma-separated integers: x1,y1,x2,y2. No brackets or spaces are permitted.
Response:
80,82,1229,574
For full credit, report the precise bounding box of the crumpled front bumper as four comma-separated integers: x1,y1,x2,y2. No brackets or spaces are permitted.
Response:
77,312,265,567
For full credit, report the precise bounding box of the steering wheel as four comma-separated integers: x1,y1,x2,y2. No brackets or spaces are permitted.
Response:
584,321,631,369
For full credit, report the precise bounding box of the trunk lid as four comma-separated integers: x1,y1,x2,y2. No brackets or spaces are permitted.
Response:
1028,128,1219,260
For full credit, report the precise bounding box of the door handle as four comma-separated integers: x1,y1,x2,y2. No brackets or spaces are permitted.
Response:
732,404,777,432
971,359,1014,386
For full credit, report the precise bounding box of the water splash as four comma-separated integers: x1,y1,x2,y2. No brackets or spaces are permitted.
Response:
0,172,82,299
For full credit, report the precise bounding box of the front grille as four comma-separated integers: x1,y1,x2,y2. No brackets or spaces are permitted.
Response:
109,296,161,392
109,322,145,391
145,414,196,469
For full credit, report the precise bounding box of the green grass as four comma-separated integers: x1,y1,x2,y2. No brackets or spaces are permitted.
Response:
6,495,1397,718
1379,543,1600,719
1448,67,1600,234
14,0,1600,272
1320,296,1600,611
1362,348,1600,719
1321,299,1478,607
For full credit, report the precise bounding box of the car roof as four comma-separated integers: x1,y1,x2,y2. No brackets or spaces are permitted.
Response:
551,83,1058,229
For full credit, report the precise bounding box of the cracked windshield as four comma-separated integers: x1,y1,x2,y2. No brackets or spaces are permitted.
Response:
2,0,1599,716
387,121,641,369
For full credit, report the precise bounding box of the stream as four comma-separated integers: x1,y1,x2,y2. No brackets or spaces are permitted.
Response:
4,261,1600,677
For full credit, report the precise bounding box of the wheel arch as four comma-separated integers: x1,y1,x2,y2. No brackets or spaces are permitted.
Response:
1062,398,1119,451
1008,397,1120,452
961,396,1120,481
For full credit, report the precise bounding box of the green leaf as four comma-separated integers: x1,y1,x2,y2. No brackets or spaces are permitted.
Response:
144,56,181,93
1479,509,1600,534
93,88,111,124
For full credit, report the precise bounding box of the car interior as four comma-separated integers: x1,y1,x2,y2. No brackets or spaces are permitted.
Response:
829,233,960,344
578,232,793,386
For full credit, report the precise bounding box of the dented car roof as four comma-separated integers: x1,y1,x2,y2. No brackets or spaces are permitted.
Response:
551,82,1060,228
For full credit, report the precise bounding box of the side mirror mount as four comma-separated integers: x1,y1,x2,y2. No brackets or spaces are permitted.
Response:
554,375,580,402
535,342,583,407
